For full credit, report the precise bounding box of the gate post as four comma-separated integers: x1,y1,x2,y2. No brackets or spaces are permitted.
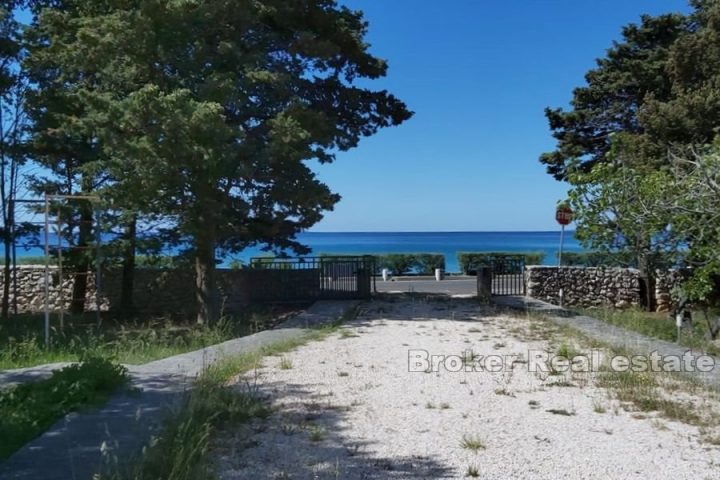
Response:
477,266,492,303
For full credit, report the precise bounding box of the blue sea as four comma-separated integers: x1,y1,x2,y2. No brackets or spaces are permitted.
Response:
15,231,584,273
236,231,584,272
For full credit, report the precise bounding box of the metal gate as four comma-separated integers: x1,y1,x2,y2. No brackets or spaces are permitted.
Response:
479,255,526,296
249,256,374,301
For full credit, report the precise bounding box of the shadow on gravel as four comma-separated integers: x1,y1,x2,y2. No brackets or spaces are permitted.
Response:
220,380,456,479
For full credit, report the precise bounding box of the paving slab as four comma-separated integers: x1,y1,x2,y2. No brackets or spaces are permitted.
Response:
495,295,720,390
0,300,360,480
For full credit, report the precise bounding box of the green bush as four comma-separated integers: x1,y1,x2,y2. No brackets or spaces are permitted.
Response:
375,254,417,276
457,252,544,274
0,356,129,459
413,254,446,275
374,253,445,275
558,251,635,267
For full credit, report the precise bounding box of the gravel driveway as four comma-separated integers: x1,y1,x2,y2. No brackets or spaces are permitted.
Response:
215,297,720,479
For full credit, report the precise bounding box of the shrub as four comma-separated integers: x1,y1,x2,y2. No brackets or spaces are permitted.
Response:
375,254,417,276
374,253,445,275
457,252,544,274
411,254,445,275
558,251,635,267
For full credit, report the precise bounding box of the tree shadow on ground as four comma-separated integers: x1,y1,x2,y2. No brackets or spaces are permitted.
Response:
218,380,457,479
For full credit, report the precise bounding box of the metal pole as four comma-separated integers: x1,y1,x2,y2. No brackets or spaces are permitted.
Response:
95,204,102,325
43,196,50,348
57,208,63,330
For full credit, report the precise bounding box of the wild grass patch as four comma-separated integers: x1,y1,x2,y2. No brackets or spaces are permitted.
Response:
0,356,129,459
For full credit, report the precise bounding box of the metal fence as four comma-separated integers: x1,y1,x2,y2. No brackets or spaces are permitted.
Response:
248,256,375,302
473,255,525,296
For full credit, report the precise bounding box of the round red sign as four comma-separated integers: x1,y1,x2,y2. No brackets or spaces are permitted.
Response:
556,206,573,226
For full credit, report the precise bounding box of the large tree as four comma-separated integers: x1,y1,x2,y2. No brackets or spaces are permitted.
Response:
541,12,689,309
0,3,30,320
28,0,411,323
540,13,687,180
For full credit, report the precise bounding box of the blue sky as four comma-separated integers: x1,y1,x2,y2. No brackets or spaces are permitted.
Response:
310,0,691,232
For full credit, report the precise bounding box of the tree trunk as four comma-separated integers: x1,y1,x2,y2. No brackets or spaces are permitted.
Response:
70,202,93,314
119,215,137,317
2,225,11,321
195,224,217,325
637,252,656,312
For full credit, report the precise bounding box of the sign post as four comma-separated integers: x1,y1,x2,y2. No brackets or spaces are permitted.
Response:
555,205,573,307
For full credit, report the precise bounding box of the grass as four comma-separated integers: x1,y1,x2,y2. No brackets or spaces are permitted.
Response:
465,465,480,477
0,305,303,370
581,307,720,356
595,366,704,425
279,357,293,370
0,356,129,460
101,310,356,480
460,434,486,451
308,425,325,442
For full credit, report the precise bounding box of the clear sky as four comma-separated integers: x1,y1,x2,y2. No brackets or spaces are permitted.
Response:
310,0,691,232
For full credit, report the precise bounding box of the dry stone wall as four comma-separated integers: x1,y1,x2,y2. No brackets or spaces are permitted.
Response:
525,266,641,308
0,266,317,315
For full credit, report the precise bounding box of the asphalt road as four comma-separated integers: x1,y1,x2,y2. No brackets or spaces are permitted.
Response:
374,278,478,296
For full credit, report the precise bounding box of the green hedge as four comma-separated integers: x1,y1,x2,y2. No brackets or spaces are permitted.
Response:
558,251,635,267
375,253,445,276
457,252,544,274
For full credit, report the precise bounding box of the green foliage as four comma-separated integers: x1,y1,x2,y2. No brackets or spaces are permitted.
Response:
375,254,416,276
559,251,636,267
0,356,129,459
0,309,288,370
540,13,687,180
24,1,411,323
584,308,719,356
373,253,445,275
457,252,543,274
413,254,446,275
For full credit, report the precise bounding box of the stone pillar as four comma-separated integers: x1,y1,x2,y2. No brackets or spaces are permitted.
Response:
477,267,492,303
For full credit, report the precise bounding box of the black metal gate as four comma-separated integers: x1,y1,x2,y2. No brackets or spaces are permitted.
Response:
249,256,374,302
478,255,526,296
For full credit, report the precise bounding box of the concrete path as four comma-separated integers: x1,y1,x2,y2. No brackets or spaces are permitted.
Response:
495,296,720,390
0,362,72,388
0,300,360,480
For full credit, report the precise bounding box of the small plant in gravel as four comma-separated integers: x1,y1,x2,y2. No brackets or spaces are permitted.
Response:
337,371,349,377
555,342,580,359
460,434,486,451
425,402,436,409
465,465,480,477
546,408,575,416
439,402,451,410
309,425,325,442
494,387,514,397
528,400,540,409
339,330,359,339
279,357,293,370
592,399,607,414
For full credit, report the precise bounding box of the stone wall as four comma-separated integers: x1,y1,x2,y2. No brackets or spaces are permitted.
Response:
655,269,689,313
524,266,641,308
0,266,323,315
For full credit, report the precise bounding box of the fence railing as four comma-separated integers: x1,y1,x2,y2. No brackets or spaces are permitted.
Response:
471,254,525,296
249,256,375,301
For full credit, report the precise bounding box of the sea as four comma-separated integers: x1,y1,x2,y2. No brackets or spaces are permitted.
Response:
15,231,584,273
236,231,584,272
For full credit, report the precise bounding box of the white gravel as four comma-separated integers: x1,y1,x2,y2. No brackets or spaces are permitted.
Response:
215,298,720,480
